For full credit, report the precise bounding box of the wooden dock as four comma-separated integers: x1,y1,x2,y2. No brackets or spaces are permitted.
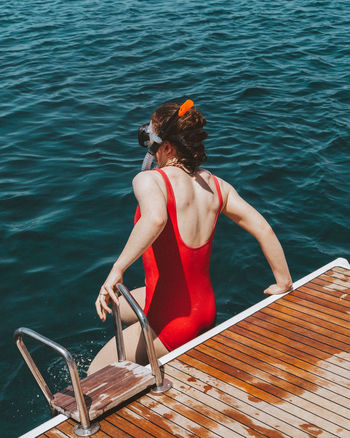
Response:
22,259,350,437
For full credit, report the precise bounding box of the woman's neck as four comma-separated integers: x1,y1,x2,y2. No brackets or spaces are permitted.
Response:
162,159,193,174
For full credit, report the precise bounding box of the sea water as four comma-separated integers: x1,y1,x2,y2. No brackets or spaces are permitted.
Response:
1,1,349,436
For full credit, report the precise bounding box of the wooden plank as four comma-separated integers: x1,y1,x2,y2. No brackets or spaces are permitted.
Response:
245,313,350,369
211,333,350,410
268,302,350,345
260,306,350,351
165,362,303,438
44,430,69,438
147,390,227,438
168,359,328,438
52,362,154,421
311,274,350,291
139,393,221,437
169,359,339,438
178,353,345,437
309,280,350,301
325,269,350,285
226,324,350,388
333,266,350,277
127,400,199,438
193,340,350,430
52,364,130,407
115,405,176,438
321,272,350,288
97,418,132,437
294,287,350,313
149,386,255,438
54,364,130,404
282,293,350,325
106,413,155,438
203,336,350,416
237,317,350,374
311,277,350,293
53,362,148,407
297,284,350,309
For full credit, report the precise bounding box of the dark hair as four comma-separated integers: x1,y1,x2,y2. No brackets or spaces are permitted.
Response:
151,102,208,174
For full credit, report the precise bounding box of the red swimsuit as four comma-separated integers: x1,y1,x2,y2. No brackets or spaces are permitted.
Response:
134,168,223,351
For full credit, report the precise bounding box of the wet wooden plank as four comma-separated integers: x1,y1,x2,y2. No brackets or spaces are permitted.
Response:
138,394,223,437
281,294,350,327
267,302,350,345
294,287,350,313
127,400,199,437
226,324,350,387
178,352,344,437
95,418,131,437
209,334,350,410
189,344,350,434
106,413,156,438
236,317,350,375
260,305,350,351
148,388,251,438
244,313,350,369
310,277,350,293
325,269,350,284
165,362,302,438
297,284,350,309
203,337,350,417
321,273,350,287
312,273,350,290
114,406,177,438
332,266,350,276
167,359,319,438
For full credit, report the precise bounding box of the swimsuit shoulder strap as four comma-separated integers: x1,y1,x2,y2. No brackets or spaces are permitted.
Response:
152,168,175,209
211,174,223,211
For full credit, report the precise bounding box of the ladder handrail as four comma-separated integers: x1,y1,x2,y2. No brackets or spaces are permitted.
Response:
115,283,164,389
13,327,91,429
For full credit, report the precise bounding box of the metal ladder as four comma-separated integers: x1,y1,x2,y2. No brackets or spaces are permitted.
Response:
14,283,172,436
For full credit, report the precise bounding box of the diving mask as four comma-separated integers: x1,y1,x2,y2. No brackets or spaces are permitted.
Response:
138,121,163,154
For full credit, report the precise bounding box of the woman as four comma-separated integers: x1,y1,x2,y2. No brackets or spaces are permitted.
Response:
88,100,292,374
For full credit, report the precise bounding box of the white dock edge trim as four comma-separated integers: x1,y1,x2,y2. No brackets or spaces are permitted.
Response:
155,257,350,366
19,257,349,438
18,414,68,438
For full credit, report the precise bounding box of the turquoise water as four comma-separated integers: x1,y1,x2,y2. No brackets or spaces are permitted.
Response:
1,1,349,436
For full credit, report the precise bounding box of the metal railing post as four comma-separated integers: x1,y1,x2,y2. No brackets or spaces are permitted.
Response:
13,328,100,437
116,284,172,393
112,301,126,361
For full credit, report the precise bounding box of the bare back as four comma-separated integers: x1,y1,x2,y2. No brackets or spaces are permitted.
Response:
153,167,221,247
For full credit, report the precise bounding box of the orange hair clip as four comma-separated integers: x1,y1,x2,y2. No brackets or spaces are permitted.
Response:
178,99,194,117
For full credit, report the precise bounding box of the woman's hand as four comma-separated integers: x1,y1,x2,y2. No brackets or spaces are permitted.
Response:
95,265,123,322
264,282,292,296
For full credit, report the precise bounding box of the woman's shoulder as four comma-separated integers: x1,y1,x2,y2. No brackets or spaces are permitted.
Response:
132,169,166,189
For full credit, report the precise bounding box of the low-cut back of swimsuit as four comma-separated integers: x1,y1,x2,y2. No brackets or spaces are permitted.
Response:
134,168,223,351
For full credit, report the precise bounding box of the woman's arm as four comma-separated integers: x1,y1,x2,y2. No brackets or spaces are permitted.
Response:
96,171,168,320
220,178,293,295
113,171,168,273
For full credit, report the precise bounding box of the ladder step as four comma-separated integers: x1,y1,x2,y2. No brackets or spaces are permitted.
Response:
51,361,155,421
